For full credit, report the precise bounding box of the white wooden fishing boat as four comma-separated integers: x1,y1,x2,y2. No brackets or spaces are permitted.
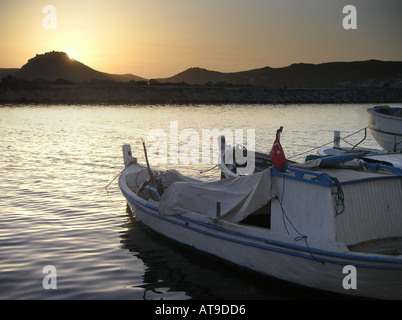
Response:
367,106,402,152
119,141,402,299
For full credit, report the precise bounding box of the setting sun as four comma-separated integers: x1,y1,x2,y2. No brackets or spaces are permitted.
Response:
66,51,77,61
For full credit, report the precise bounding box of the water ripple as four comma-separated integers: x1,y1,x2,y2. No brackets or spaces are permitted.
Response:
1,104,392,299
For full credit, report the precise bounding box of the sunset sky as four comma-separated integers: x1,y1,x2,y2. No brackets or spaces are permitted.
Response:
0,0,401,78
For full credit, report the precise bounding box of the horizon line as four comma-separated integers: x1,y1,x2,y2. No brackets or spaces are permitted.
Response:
1,51,401,80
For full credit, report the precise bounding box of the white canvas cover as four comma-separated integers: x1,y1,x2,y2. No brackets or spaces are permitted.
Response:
159,169,272,223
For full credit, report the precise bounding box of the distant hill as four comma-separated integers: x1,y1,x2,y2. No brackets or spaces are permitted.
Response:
2,52,401,88
158,60,402,87
157,67,227,85
0,68,19,79
1,51,145,82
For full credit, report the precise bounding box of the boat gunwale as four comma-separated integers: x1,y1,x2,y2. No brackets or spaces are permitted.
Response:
271,166,402,186
367,107,402,121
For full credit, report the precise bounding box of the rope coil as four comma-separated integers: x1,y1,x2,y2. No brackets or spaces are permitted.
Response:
330,177,345,216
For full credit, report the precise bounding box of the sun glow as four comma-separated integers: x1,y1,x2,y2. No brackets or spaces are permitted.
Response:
66,51,77,60
0,1,401,79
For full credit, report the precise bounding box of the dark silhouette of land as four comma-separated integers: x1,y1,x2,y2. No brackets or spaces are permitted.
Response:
158,61,402,88
1,51,401,104
3,51,145,82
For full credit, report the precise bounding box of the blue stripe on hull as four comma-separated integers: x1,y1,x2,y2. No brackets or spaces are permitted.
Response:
121,189,402,271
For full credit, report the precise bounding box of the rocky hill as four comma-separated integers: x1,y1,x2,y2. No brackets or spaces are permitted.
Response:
158,60,402,88
1,51,145,82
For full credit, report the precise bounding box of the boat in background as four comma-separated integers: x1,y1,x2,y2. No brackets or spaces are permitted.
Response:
119,137,402,299
367,106,402,152
316,105,402,169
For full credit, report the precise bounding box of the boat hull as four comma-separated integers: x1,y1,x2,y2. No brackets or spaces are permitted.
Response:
368,107,402,152
120,172,402,299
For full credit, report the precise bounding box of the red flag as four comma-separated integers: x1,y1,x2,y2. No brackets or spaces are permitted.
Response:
270,126,287,169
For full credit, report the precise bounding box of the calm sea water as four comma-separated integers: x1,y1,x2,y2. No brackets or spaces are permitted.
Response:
0,103,398,300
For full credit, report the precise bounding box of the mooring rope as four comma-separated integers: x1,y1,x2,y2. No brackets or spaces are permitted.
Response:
341,127,367,150
270,171,325,265
287,126,369,160
200,164,218,174
105,167,125,190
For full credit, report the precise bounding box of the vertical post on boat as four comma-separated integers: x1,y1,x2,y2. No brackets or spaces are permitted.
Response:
141,139,155,187
334,131,341,149
219,135,227,179
123,144,137,167
216,202,221,219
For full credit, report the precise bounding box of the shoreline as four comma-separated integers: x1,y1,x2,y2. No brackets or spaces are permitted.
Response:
1,84,401,105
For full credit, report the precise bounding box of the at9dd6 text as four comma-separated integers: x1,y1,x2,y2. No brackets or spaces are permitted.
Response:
199,304,245,315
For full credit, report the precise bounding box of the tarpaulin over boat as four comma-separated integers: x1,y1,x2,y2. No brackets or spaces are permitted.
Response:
159,169,272,223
